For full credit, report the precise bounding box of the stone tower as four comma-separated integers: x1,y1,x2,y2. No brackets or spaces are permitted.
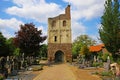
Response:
48,5,72,62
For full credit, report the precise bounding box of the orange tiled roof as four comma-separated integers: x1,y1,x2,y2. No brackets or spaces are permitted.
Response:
89,44,104,52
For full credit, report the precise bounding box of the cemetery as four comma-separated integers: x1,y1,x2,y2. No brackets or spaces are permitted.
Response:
0,55,43,79
0,0,120,80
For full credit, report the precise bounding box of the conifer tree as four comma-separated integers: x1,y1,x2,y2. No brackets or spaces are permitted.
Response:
99,0,120,60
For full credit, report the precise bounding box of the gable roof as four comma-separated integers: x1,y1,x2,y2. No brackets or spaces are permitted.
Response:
89,44,104,52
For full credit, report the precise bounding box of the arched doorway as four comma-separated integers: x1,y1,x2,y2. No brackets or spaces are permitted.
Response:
54,50,64,63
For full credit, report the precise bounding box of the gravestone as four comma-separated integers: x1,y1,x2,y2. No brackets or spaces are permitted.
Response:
104,56,111,71
104,62,109,71
10,56,18,76
94,56,97,62
6,56,11,75
79,55,86,69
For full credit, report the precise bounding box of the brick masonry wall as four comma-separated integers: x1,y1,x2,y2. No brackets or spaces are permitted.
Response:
48,43,72,62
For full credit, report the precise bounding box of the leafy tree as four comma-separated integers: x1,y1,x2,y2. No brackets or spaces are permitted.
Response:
39,44,47,58
0,32,8,56
13,48,20,56
72,35,96,58
99,0,120,60
6,38,16,56
13,23,47,56
80,45,90,60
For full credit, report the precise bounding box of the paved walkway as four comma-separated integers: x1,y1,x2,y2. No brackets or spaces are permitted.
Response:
33,63,77,80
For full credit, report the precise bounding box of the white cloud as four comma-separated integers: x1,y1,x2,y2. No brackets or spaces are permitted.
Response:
96,24,102,30
0,29,12,39
64,0,105,20
89,33,102,44
38,25,47,44
64,0,105,42
0,18,23,38
71,21,86,41
0,18,23,30
38,25,47,36
6,0,63,23
4,0,106,42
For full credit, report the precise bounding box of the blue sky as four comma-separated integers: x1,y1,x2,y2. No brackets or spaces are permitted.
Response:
0,0,106,43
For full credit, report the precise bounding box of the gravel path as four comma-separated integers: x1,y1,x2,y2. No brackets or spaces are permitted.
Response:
33,63,103,80
7,63,102,80
33,63,77,80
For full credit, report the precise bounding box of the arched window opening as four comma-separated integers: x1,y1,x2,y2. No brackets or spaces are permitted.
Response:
63,20,66,27
52,20,56,27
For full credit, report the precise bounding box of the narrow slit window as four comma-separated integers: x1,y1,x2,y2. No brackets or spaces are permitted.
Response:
54,36,57,42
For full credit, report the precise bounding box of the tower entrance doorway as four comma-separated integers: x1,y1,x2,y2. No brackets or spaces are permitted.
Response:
54,51,64,63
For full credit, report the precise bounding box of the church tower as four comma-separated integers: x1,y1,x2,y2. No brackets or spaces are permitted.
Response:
48,5,72,62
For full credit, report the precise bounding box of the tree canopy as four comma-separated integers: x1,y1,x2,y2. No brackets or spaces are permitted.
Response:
72,34,96,58
99,0,120,59
6,38,16,56
13,23,47,56
39,44,47,58
0,32,8,56
80,45,90,59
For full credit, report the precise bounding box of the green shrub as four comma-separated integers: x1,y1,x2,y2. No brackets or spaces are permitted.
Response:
116,58,120,64
92,62,99,67
102,53,113,62
92,62,103,67
100,71,112,76
0,74,4,80
102,53,109,62
92,71,99,75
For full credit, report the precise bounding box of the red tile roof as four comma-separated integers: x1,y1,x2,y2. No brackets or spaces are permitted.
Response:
89,44,104,52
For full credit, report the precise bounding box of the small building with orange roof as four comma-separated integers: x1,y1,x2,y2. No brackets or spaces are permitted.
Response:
89,44,104,52
89,44,111,63
89,44,110,54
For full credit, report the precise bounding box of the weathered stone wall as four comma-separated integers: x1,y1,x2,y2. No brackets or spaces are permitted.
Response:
48,43,72,62
48,5,71,44
47,5,72,62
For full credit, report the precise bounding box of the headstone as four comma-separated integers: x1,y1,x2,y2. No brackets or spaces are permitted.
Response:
6,56,11,75
82,58,85,65
107,56,110,64
107,56,110,70
81,55,86,68
94,56,97,62
104,62,110,71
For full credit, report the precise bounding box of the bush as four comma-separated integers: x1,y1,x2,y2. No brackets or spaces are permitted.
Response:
92,62,103,67
0,74,4,80
116,58,120,64
102,53,113,62
102,53,109,62
92,71,99,75
100,71,112,76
